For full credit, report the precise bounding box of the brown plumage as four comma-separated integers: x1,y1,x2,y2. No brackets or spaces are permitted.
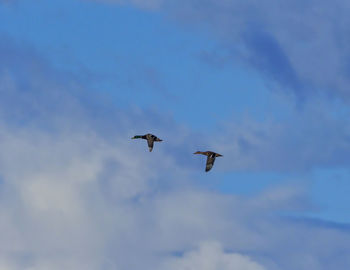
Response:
193,151,223,172
131,133,163,152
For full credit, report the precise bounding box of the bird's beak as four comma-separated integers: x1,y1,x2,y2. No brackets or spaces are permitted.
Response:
217,154,223,157
131,137,136,139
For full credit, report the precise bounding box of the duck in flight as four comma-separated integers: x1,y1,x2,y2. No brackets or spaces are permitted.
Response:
131,133,163,152
194,151,223,172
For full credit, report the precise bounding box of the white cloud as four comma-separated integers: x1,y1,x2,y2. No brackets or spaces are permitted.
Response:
161,242,265,270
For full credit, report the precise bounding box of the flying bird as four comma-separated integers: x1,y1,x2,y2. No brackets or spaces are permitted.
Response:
131,133,163,152
194,151,223,172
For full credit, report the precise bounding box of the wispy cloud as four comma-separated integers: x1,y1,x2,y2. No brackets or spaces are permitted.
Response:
207,101,350,172
89,0,350,101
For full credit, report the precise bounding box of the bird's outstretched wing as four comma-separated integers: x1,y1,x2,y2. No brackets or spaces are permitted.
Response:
147,139,154,152
205,155,216,172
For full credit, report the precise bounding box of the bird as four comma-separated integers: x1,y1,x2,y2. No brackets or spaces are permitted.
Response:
193,151,223,172
131,133,163,152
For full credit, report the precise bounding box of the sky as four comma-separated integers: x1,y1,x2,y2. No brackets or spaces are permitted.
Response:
0,0,350,269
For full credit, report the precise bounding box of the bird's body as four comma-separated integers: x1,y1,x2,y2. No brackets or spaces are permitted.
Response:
131,133,163,152
194,151,223,172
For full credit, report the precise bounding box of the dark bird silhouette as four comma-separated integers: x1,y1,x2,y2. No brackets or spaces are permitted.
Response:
131,133,163,152
194,151,223,172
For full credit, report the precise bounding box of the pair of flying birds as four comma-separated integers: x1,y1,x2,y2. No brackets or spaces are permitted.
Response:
131,133,223,172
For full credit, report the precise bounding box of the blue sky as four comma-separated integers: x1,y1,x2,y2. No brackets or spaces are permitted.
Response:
1,0,350,269
0,0,277,127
